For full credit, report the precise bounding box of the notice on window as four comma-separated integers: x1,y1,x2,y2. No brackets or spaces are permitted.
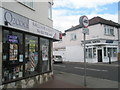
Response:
42,45,48,61
29,40,35,52
19,55,23,62
9,44,18,61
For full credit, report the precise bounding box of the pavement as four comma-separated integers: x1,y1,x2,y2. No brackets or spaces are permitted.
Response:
29,61,119,89
34,76,83,88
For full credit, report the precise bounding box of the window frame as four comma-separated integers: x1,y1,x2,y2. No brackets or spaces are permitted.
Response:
104,25,114,36
48,2,52,20
70,33,77,41
17,0,35,10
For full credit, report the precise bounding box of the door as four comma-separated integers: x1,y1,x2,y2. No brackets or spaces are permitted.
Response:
98,50,102,62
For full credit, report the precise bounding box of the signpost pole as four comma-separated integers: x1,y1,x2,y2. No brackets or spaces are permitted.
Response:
84,33,87,87
79,15,89,87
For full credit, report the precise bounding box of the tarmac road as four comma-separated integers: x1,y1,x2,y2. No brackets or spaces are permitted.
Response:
53,62,119,82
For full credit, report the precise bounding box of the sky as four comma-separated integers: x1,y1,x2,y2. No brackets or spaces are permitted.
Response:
52,0,120,32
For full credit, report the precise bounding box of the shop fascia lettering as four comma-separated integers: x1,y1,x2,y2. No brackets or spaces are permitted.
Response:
4,9,29,30
1,8,61,40
29,20,60,40
85,40,101,44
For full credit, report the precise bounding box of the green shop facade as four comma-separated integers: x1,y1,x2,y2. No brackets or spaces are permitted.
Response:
0,8,61,88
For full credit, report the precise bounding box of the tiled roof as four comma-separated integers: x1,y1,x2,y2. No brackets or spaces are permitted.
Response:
65,16,120,32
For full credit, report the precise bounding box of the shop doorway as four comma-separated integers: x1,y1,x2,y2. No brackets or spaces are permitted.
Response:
98,50,102,62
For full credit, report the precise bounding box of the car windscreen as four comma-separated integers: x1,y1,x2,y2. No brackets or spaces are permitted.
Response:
56,56,62,58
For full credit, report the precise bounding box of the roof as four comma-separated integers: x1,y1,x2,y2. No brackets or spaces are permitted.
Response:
65,16,120,32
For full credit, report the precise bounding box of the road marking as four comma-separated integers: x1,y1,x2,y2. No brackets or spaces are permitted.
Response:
74,67,84,69
74,67,108,72
54,65,66,68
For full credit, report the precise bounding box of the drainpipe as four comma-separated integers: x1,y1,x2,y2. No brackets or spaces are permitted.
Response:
118,27,120,61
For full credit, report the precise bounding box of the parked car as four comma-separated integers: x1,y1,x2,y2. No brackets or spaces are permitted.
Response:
53,55,63,63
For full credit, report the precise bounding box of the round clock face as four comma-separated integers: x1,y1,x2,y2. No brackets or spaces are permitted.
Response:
82,16,89,28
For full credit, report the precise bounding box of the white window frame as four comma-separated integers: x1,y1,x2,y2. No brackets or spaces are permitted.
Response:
48,2,52,20
17,0,34,9
70,33,77,41
104,25,114,36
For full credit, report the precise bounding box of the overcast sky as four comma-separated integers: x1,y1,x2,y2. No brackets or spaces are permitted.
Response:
52,0,119,32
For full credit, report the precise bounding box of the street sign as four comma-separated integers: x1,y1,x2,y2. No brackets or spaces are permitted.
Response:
79,15,89,87
82,28,89,35
79,16,89,28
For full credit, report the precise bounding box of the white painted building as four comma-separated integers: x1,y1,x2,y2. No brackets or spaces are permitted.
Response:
0,0,61,88
53,17,120,63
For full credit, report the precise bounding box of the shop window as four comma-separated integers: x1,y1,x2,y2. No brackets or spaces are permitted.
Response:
86,48,92,58
104,47,106,57
40,38,50,72
107,47,117,57
93,48,96,58
25,35,39,76
113,48,117,57
2,30,23,82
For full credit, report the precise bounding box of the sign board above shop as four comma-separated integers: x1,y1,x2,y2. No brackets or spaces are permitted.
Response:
0,8,61,40
4,9,29,31
29,20,60,40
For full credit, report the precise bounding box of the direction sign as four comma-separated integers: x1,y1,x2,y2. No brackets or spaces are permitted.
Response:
82,28,89,35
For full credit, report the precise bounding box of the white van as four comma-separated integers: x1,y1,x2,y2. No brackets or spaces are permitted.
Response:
53,55,63,63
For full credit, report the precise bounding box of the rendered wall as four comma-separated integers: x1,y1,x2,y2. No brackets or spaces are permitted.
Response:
1,1,53,27
0,27,2,85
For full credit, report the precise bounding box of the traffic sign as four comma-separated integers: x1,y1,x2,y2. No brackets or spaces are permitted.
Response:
82,28,89,35
79,16,89,28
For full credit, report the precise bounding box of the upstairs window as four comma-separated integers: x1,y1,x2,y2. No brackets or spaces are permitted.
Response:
48,2,52,19
104,25,114,36
70,33,77,41
18,0,34,9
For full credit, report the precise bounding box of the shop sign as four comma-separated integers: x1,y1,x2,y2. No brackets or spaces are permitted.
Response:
8,35,18,43
106,40,113,43
29,20,60,40
85,40,101,44
4,9,29,30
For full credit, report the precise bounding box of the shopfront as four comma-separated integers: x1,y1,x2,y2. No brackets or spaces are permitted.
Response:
85,39,118,63
0,8,61,88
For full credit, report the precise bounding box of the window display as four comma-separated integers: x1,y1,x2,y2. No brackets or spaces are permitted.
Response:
2,28,52,83
2,30,23,82
40,38,49,72
25,35,39,76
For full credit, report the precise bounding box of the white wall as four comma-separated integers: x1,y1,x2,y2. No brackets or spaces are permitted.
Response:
53,23,119,63
1,1,53,27
66,45,84,62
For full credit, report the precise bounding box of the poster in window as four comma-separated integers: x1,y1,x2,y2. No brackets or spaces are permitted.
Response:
42,45,48,61
19,55,23,62
9,44,18,61
29,40,35,52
